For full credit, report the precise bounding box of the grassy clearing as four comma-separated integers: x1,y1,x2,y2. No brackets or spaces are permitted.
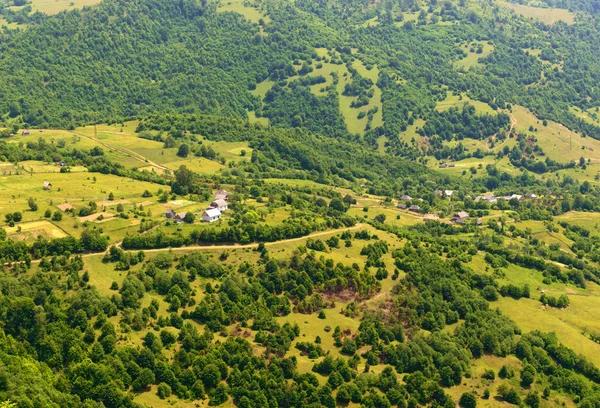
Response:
250,79,275,100
430,156,501,177
69,121,251,172
570,106,600,127
446,353,575,407
217,0,270,24
555,211,600,235
28,0,102,14
0,171,164,242
0,17,19,29
497,295,600,367
398,119,426,145
510,105,600,164
516,219,574,250
5,220,67,242
436,91,496,115
349,206,423,228
0,160,87,176
468,249,600,367
251,48,383,136
455,42,494,70
248,110,269,126
501,1,576,25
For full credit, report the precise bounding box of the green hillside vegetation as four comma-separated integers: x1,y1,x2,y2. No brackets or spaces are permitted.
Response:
2,0,600,407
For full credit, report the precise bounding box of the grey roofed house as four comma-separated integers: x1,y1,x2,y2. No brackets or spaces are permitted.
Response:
22,129,30,136
409,205,420,212
423,213,439,221
210,199,228,211
434,189,443,196
165,209,176,218
400,194,412,201
525,192,537,199
43,181,52,190
174,212,188,223
397,203,407,209
476,218,483,225
215,189,230,201
454,211,469,219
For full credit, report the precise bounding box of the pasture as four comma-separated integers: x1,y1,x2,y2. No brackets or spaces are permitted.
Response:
510,105,600,164
500,1,576,25
468,248,600,367
5,220,67,242
570,106,600,127
10,0,102,15
251,49,384,136
436,91,496,115
217,0,270,24
455,42,494,70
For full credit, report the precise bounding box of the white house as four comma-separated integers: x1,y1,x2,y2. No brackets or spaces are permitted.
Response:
202,208,221,223
210,199,228,211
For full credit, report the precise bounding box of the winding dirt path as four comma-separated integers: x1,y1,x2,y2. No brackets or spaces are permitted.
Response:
486,112,517,152
121,222,364,254
25,223,365,265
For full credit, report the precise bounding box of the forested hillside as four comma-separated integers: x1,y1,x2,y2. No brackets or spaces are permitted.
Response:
3,0,600,407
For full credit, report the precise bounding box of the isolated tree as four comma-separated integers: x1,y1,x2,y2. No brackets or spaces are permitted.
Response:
184,212,195,224
328,198,346,212
28,197,38,211
459,392,477,408
177,143,190,158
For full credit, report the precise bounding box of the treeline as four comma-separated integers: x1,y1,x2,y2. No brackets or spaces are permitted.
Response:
0,227,108,264
121,217,345,249
418,105,511,141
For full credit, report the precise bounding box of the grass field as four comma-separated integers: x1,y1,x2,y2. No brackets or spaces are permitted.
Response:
52,121,253,172
570,106,600,127
497,294,600,368
436,91,496,115
555,211,600,234
11,0,103,15
510,105,600,164
251,49,383,136
5,220,67,242
217,0,270,24
500,1,576,25
467,247,600,367
455,42,494,70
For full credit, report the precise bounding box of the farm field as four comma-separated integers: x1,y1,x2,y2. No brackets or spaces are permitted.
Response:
10,122,254,174
5,219,67,242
